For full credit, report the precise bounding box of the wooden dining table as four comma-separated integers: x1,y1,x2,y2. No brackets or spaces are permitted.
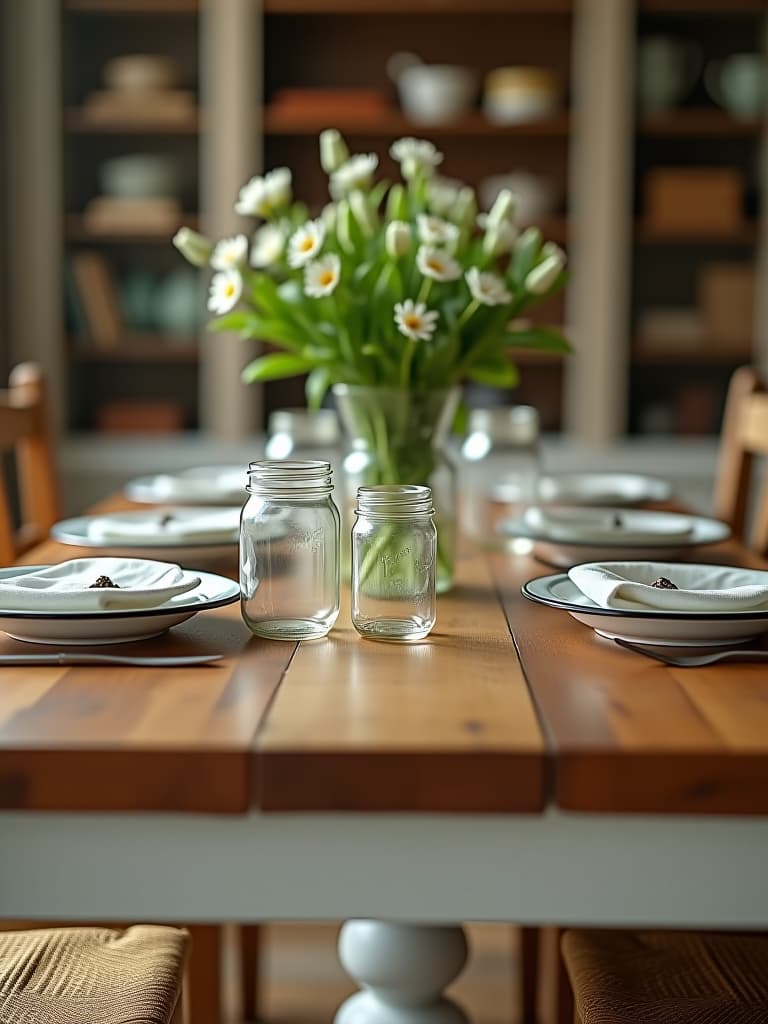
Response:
2,496,768,1018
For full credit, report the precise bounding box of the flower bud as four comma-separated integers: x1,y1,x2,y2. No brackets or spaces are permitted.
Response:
525,251,566,295
385,220,412,258
321,203,337,230
349,189,377,237
454,186,477,229
483,218,518,257
172,227,213,267
487,188,516,228
319,128,349,175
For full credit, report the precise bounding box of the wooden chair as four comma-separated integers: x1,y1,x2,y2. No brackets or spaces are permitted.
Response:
714,365,768,556
561,928,768,1023
0,362,60,565
0,924,187,1023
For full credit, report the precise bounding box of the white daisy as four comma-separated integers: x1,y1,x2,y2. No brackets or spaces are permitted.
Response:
304,253,341,298
208,269,242,314
210,233,248,271
394,299,439,342
417,214,460,248
287,219,326,269
416,245,462,283
330,153,379,198
390,137,444,179
234,167,292,217
250,224,285,268
465,267,512,306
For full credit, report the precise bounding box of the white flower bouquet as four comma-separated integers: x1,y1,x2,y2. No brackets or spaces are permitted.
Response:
174,130,570,591
173,130,569,405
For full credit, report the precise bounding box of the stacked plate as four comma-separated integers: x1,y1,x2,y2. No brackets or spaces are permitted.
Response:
498,505,730,568
0,557,239,645
522,561,768,646
124,465,247,506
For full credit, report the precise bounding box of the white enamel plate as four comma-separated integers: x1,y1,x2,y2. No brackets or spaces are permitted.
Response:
0,565,240,645
522,571,768,646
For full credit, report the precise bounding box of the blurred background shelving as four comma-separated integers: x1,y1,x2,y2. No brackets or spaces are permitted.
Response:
1,0,766,445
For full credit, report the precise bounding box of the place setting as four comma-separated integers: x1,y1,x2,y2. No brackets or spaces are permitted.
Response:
522,559,768,649
0,556,239,646
123,464,248,505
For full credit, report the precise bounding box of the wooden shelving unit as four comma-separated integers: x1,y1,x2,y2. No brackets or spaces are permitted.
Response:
638,109,763,137
263,0,573,12
69,336,199,361
263,108,570,138
64,109,200,135
65,0,198,12
65,214,199,243
635,222,760,245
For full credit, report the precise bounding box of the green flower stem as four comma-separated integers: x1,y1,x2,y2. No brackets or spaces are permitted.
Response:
457,297,481,329
416,277,433,305
399,338,416,389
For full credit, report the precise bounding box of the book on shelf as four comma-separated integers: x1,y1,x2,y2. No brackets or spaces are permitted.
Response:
82,196,183,236
69,251,124,349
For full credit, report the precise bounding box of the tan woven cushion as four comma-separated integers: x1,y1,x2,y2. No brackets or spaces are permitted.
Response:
0,925,187,1024
562,930,768,1024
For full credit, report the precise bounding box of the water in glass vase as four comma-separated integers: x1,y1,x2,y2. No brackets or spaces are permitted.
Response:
334,384,458,594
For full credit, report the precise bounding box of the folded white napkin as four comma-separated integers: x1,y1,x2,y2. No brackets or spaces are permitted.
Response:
86,507,241,545
569,561,768,612
524,506,694,544
0,558,201,612
149,467,245,503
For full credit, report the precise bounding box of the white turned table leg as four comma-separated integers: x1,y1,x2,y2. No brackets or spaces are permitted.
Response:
334,921,470,1024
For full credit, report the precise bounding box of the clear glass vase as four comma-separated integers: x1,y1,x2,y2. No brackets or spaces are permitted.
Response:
333,385,458,594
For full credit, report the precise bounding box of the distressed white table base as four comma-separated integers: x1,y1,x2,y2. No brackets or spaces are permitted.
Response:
336,922,469,1024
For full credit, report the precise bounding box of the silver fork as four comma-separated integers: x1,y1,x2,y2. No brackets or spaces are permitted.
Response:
613,638,768,667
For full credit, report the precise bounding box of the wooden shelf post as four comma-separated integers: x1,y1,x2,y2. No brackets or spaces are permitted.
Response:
564,0,635,444
199,0,262,439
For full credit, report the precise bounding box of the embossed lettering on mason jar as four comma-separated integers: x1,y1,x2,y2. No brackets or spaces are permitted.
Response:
352,485,437,642
240,460,340,640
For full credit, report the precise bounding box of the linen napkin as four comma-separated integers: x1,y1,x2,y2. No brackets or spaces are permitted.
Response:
86,507,241,545
0,558,201,612
147,467,245,503
524,506,694,544
569,561,768,612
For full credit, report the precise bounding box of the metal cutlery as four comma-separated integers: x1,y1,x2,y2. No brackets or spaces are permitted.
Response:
0,653,224,667
613,638,768,667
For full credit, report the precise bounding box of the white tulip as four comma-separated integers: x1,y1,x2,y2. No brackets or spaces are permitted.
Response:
319,128,349,174
330,153,379,198
482,219,518,257
172,227,213,267
349,189,377,237
465,267,512,306
525,251,566,295
487,188,516,228
385,220,412,258
390,137,444,179
250,224,285,268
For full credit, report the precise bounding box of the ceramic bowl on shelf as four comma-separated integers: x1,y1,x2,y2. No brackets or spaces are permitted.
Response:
387,51,477,124
103,54,179,94
483,66,561,124
98,153,180,199
704,53,767,120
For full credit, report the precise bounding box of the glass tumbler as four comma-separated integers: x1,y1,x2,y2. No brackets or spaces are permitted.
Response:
240,460,340,640
351,484,436,642
460,405,540,549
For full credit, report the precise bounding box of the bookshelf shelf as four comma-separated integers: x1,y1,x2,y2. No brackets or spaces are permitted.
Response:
637,0,766,13
263,107,570,137
264,0,573,12
638,109,763,137
69,336,199,361
65,214,199,243
632,347,750,365
64,109,200,134
635,222,759,245
65,0,198,12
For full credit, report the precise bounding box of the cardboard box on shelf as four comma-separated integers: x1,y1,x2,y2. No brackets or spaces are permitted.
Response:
697,262,755,353
643,168,744,234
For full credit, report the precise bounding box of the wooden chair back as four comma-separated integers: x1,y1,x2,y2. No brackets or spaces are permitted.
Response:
713,365,768,556
0,363,61,565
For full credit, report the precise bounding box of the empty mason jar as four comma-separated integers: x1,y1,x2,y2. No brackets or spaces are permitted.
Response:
460,406,540,549
240,460,340,640
351,485,436,642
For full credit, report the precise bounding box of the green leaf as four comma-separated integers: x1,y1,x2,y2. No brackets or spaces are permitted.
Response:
505,326,571,353
207,312,253,333
466,355,519,388
241,353,313,383
305,366,332,410
510,228,542,289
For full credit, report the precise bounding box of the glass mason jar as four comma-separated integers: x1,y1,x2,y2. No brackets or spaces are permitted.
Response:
333,385,458,594
351,485,437,642
460,406,540,549
264,407,340,471
240,460,340,640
